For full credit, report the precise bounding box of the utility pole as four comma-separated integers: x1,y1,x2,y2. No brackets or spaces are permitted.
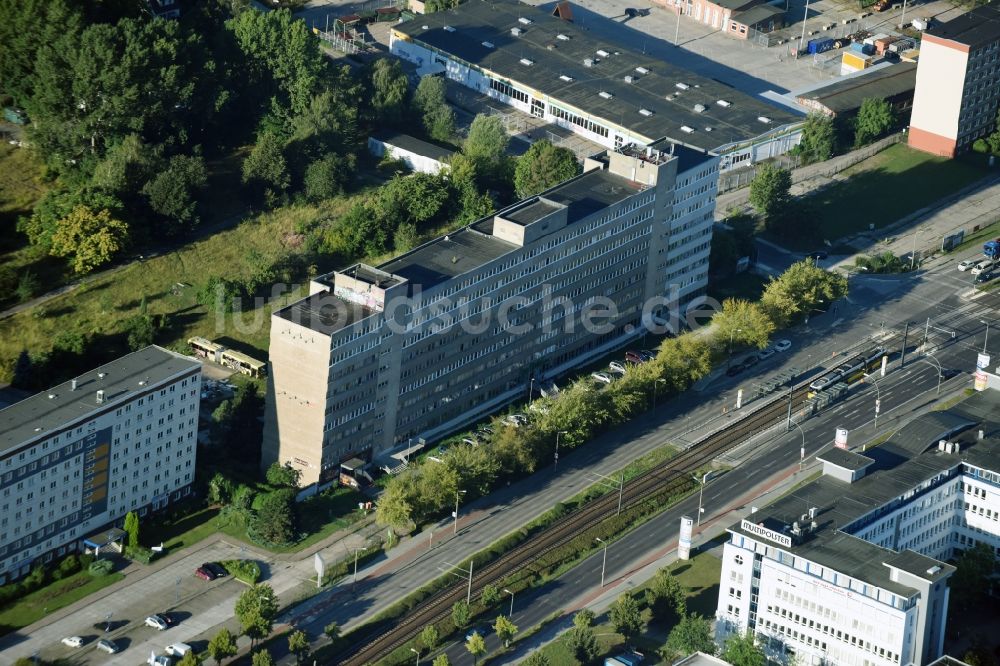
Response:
923,317,930,350
900,321,910,368
785,386,794,431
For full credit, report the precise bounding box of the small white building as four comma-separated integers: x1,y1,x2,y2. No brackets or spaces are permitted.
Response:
368,131,456,175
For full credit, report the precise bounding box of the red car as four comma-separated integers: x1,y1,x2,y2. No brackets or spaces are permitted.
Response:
195,563,226,581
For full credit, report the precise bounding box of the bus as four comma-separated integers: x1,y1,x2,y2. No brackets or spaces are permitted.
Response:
220,349,267,378
808,346,886,394
188,337,224,364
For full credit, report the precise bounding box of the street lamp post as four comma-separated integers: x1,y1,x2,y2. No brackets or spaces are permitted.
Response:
727,328,743,368
914,354,943,397
981,319,991,354
504,588,515,617
790,421,806,470
410,648,420,665
596,538,608,587
863,372,882,434
798,0,811,54
695,473,707,526
555,430,568,471
454,489,467,534
653,378,667,409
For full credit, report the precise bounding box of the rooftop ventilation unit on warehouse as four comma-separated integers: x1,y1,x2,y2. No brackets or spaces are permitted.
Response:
518,16,532,24
758,116,771,123
675,82,690,90
639,108,653,116
596,49,610,57
557,33,570,40
693,103,706,113
481,41,495,48
704,126,713,132
635,66,649,74
680,125,695,133
717,99,732,107
511,27,522,36
443,25,456,32
559,74,574,81
519,58,534,66
583,58,594,67
599,91,613,99
624,75,634,83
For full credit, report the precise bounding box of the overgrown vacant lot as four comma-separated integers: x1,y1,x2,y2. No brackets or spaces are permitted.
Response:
792,144,986,246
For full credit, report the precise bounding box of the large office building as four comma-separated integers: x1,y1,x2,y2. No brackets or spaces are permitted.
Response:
263,143,718,490
389,0,802,171
908,5,1000,157
715,393,1000,666
0,347,201,582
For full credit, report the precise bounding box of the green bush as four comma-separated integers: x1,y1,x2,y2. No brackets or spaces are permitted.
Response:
88,559,114,576
125,546,158,565
973,139,990,154
222,559,262,584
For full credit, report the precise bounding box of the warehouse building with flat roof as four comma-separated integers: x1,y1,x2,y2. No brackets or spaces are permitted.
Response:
389,0,803,171
795,62,917,119
263,143,719,491
716,392,1000,666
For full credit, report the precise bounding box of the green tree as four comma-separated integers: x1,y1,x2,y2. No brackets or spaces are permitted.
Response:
494,614,518,647
375,476,416,531
721,631,765,666
420,624,440,651
265,462,301,488
207,473,236,506
609,593,645,647
50,205,129,274
760,259,848,328
797,112,836,162
466,631,487,664
513,140,581,198
235,584,278,648
566,624,600,663
123,511,140,549
253,489,297,544
367,58,409,126
646,568,687,622
713,298,775,351
243,131,290,200
951,542,997,611
464,114,510,182
854,97,895,146
250,650,275,666
394,222,420,253
413,76,456,143
176,652,202,666
91,134,163,199
15,271,39,303
324,621,340,640
748,163,791,219
524,654,551,666
207,627,239,665
664,613,716,659
122,312,157,351
142,154,208,232
303,153,353,202
709,228,741,277
573,609,595,629
19,188,124,253
287,629,311,664
432,656,451,666
451,600,472,629
0,0,84,106
964,639,999,666
480,583,501,607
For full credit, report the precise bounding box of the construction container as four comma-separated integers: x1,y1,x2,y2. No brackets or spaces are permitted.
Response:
850,41,875,55
911,17,929,30
888,38,915,52
808,37,836,54
899,48,920,62
842,51,873,74
874,36,898,54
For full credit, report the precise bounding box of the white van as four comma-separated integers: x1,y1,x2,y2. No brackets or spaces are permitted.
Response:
165,643,192,657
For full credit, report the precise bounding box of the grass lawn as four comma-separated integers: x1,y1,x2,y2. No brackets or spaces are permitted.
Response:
948,220,1000,255
791,144,986,249
0,570,124,634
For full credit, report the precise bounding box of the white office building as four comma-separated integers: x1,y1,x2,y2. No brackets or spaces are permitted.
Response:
716,394,1000,666
0,346,202,582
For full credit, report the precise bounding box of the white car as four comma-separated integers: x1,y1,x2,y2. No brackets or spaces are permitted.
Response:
958,259,978,271
61,636,84,648
773,339,792,352
757,347,776,361
591,372,613,384
145,615,169,631
971,261,996,276
165,643,192,657
504,413,528,427
608,361,627,375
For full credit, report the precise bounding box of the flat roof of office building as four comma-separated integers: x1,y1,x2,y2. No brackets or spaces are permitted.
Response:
730,395,1000,597
274,292,379,336
796,62,917,115
393,0,801,152
925,5,1000,47
0,346,200,455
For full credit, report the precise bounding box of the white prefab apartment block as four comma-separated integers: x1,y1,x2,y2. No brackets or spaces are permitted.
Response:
716,396,1000,666
263,144,719,490
389,0,803,171
0,346,201,582
908,5,1000,157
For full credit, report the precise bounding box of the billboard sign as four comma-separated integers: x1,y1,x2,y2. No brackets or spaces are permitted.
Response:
740,519,793,548
835,427,849,449
977,353,991,370
678,516,694,560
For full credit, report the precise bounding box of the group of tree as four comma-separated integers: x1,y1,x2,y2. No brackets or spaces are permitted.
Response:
950,542,998,612
794,96,897,164
973,109,1000,156
708,215,756,278
234,583,279,650
210,380,266,469
208,461,300,546
853,97,896,147
375,331,714,532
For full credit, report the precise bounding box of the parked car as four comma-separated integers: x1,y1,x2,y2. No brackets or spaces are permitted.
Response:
205,562,227,578
195,564,216,581
462,437,479,446
608,361,627,375
726,363,744,377
958,259,978,271
757,347,776,361
625,351,646,364
145,615,169,631
971,260,996,276
639,350,657,361
504,414,528,427
941,368,961,380
148,654,173,666
591,372,613,384
975,270,998,284
96,639,121,654
61,636,84,648
465,624,492,641
165,644,192,657
773,339,792,352
742,353,759,367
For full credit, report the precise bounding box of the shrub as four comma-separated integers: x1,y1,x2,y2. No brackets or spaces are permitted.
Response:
223,559,262,584
88,559,114,576
973,139,990,154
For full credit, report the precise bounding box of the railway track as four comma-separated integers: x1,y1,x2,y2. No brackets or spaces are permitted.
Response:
340,383,811,665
